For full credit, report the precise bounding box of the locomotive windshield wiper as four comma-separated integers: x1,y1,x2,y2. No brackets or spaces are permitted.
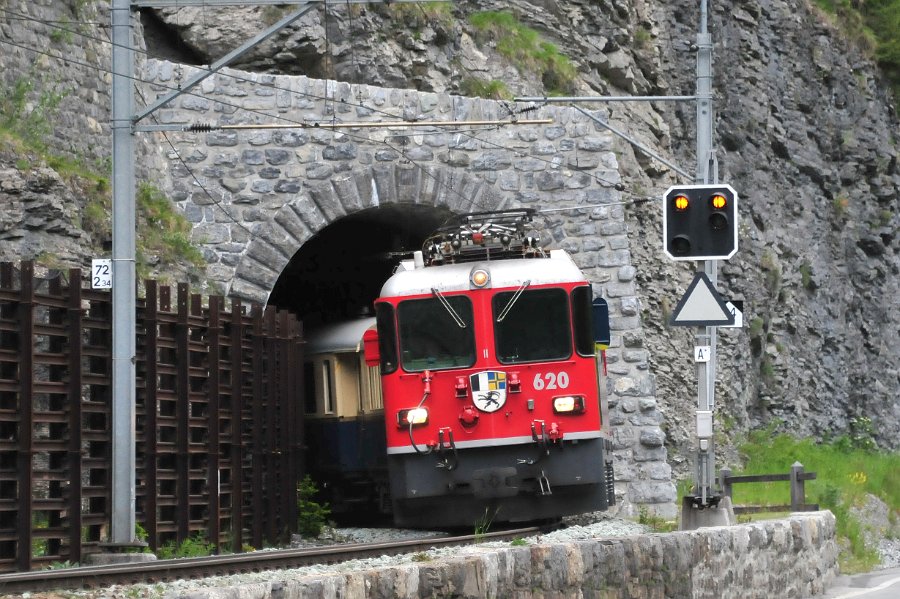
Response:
496,280,531,322
431,288,467,328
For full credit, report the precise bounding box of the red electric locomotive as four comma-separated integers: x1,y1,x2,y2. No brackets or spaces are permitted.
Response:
363,209,615,527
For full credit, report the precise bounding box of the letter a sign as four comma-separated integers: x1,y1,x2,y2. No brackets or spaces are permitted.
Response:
670,272,734,327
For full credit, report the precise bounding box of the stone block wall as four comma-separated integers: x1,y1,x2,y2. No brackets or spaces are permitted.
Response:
178,512,838,599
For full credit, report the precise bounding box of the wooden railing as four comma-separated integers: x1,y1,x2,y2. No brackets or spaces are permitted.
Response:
719,462,818,515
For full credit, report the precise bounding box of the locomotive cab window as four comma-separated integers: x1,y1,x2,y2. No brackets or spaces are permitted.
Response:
397,295,476,371
375,303,398,374
571,285,595,357
493,288,572,363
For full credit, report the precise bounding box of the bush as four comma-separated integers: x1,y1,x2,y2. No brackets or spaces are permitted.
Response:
297,476,331,538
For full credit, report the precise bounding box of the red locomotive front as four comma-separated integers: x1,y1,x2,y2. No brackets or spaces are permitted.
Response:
364,211,614,527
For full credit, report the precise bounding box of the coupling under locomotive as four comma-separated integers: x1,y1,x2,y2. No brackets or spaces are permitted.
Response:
362,209,615,527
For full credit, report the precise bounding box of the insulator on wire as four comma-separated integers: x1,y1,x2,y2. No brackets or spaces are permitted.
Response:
187,123,215,132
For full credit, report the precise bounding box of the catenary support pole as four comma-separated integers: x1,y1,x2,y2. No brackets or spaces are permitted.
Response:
694,0,717,505
682,0,734,528
111,0,137,544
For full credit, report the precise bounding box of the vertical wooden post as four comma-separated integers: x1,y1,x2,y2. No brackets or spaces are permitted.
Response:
250,305,264,549
229,299,244,552
264,307,278,543
286,317,302,533
207,296,222,552
790,462,805,511
719,468,732,499
17,262,34,571
175,284,190,542
143,281,159,549
67,269,84,564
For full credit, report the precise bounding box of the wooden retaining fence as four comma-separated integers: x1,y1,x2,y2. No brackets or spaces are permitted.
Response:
0,261,304,572
719,462,819,515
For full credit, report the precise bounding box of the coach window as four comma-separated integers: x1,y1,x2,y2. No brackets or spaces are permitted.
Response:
322,359,334,414
493,288,571,363
375,303,398,374
398,295,475,371
303,362,317,414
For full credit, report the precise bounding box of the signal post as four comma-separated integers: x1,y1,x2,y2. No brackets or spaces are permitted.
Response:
667,0,738,530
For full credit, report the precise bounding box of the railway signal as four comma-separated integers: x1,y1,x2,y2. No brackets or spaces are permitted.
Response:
662,184,738,261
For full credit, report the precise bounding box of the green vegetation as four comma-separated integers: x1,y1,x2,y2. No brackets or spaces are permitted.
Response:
730,422,898,573
0,76,68,152
387,1,455,31
633,27,652,49
760,251,782,295
473,507,497,542
833,196,850,217
1,76,207,283
459,77,512,100
156,533,215,559
811,0,900,105
637,506,677,533
135,182,206,281
296,475,331,538
799,262,815,290
759,357,775,382
468,11,577,95
509,537,529,546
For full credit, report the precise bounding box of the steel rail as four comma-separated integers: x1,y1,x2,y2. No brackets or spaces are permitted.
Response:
0,525,555,594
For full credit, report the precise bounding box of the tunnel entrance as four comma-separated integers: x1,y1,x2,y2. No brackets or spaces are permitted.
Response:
267,205,453,327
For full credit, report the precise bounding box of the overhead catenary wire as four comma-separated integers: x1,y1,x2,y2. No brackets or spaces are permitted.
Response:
184,118,553,131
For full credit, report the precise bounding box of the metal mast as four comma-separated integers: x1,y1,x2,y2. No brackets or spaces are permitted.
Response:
110,0,137,544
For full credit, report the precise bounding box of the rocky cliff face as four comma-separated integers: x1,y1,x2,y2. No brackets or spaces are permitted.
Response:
2,0,897,472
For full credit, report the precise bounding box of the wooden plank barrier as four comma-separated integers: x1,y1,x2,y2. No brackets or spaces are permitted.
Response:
0,261,305,571
719,462,819,515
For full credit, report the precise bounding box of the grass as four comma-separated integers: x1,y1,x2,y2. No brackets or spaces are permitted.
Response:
156,534,215,559
468,11,577,95
135,183,206,281
386,1,455,31
810,0,900,108
459,77,512,100
727,424,898,573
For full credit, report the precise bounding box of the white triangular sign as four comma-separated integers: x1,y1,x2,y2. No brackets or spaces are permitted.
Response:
670,272,734,327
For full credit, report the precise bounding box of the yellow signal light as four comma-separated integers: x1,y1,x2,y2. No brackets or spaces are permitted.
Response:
673,195,690,211
710,194,728,210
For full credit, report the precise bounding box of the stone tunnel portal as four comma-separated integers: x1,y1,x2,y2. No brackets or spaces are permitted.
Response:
267,204,454,328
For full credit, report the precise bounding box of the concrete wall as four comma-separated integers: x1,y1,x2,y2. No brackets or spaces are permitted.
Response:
180,512,838,599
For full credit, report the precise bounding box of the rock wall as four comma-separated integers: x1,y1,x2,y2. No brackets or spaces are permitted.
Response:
175,512,839,599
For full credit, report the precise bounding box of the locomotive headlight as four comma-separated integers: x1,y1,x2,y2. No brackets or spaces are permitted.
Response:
470,268,490,288
552,395,586,414
397,407,428,427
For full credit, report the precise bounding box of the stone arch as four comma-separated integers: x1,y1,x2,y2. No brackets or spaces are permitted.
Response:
229,162,508,304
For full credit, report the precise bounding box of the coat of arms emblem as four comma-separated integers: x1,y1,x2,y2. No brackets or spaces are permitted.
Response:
470,371,507,413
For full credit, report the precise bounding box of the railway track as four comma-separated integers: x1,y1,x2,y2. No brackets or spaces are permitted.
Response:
0,525,556,594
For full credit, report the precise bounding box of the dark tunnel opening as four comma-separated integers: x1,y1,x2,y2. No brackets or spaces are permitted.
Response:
267,205,453,329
